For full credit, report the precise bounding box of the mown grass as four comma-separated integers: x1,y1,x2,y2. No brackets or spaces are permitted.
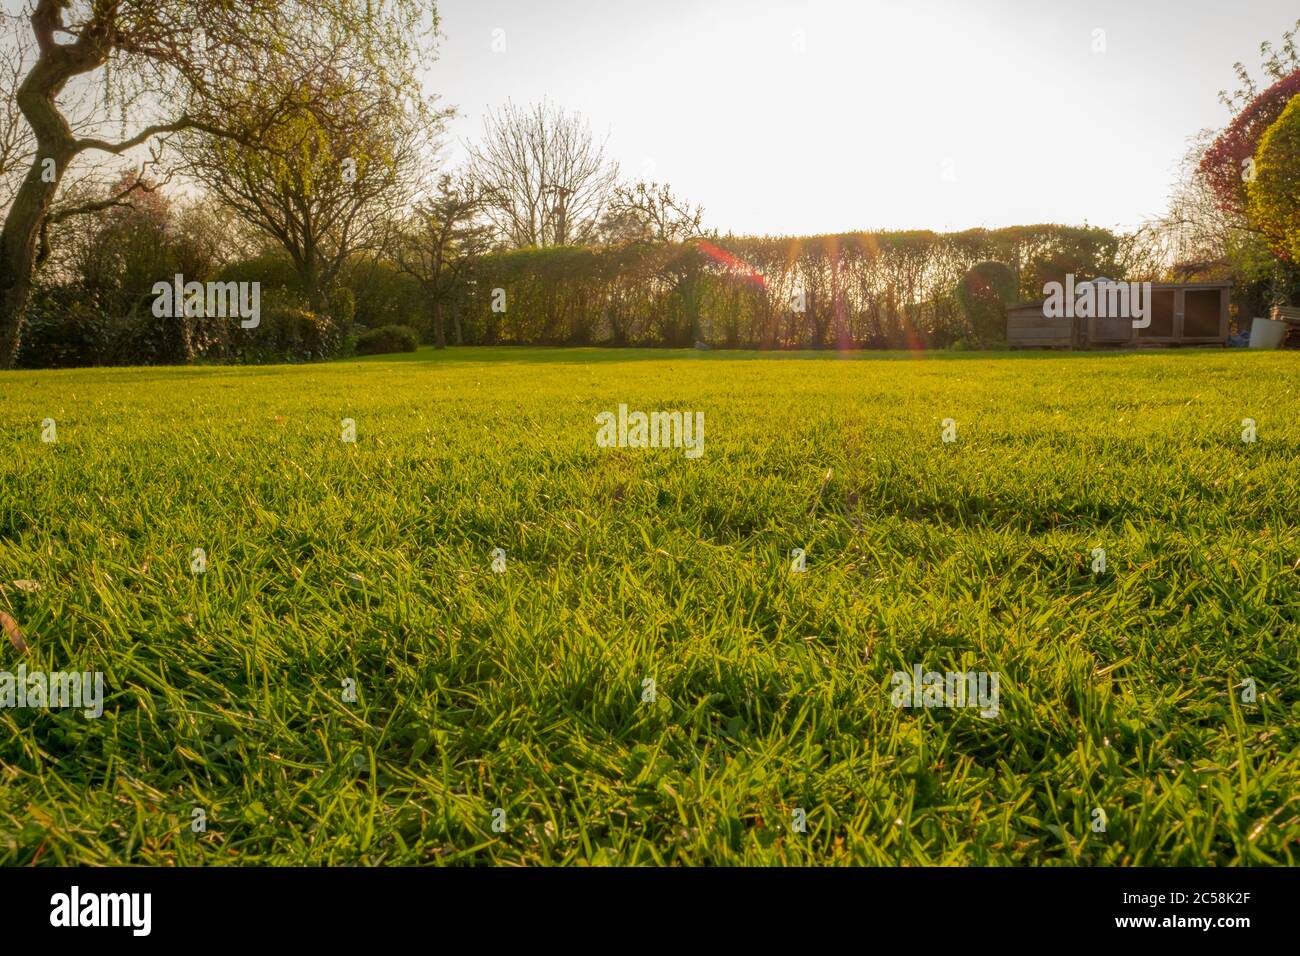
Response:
0,346,1297,865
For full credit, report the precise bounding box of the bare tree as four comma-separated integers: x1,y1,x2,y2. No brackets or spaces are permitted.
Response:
1218,18,1300,115
1121,133,1239,281
468,100,618,249
0,12,34,211
600,180,706,244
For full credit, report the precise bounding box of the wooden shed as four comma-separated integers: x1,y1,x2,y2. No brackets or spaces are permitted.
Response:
1007,281,1232,349
1006,301,1073,348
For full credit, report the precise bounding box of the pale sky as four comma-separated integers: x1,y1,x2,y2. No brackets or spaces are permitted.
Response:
426,0,1298,236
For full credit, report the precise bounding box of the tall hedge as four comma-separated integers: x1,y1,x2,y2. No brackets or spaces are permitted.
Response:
453,225,1120,349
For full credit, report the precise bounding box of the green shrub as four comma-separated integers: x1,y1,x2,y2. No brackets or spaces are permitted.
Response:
1247,94,1300,264
17,292,109,368
355,324,420,355
219,306,332,364
268,307,328,357
18,287,196,368
956,261,1017,346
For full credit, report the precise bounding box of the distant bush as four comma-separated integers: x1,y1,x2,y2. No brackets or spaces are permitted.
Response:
16,292,108,368
261,307,331,360
956,261,1017,346
215,306,336,364
18,224,1128,363
355,325,419,355
17,287,198,368
272,307,327,355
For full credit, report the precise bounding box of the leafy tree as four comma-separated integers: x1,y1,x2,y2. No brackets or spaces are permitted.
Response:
1199,18,1300,219
1200,71,1300,217
0,0,439,369
183,62,444,316
1247,94,1300,267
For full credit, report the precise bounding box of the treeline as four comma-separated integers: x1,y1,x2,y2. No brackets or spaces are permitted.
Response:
16,198,1124,366
449,226,1121,349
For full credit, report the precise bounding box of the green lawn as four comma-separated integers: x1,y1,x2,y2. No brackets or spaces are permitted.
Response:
1,346,1297,865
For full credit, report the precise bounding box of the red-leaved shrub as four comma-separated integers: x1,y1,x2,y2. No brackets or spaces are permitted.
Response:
1199,70,1300,216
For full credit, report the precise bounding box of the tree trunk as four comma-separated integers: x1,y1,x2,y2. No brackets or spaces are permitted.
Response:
432,297,445,348
0,53,81,369
301,265,328,316
0,168,62,368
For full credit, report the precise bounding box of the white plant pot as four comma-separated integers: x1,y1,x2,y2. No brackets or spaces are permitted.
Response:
1249,317,1288,349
